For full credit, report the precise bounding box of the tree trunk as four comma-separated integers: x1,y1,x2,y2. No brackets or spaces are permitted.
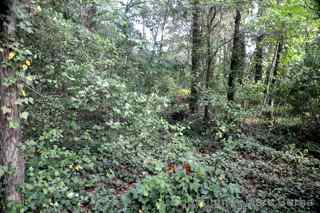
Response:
265,0,285,108
0,0,25,205
159,0,170,57
81,2,97,31
238,31,246,85
254,34,264,82
227,8,242,101
190,0,202,113
253,0,264,83
204,6,217,121
264,44,278,91
267,39,283,105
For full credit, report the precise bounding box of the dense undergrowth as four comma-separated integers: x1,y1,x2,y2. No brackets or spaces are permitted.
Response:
18,108,320,212
18,71,320,212
1,1,320,212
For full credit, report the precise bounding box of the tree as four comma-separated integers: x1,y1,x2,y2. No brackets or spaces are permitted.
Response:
310,0,320,18
227,8,242,101
266,37,284,106
254,33,264,82
189,0,202,113
0,0,25,205
254,1,265,83
204,6,217,121
81,2,97,31
237,28,246,85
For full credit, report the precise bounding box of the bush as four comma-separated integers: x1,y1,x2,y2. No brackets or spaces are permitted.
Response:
123,162,242,213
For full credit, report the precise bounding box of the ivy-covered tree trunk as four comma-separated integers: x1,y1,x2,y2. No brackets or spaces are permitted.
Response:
0,0,25,204
189,0,201,113
227,8,242,101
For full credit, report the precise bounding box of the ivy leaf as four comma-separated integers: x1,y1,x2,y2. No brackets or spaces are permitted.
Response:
9,120,20,129
1,106,11,114
20,112,29,120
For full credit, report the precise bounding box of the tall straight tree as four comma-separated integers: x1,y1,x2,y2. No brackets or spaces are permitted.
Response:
254,34,264,82
266,37,284,106
237,30,246,85
81,2,97,31
0,0,25,204
189,0,202,113
253,1,264,83
227,8,242,101
204,6,217,121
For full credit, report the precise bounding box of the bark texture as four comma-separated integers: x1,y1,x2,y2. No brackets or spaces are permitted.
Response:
254,34,264,82
204,6,217,121
0,0,25,205
227,9,242,101
189,0,202,113
267,39,283,105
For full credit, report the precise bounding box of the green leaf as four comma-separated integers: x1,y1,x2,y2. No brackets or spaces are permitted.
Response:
9,120,20,129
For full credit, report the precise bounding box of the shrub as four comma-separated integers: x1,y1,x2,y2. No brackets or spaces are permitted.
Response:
123,162,242,213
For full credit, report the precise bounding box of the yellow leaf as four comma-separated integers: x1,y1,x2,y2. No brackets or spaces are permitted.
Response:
21,89,27,97
37,5,42,13
198,201,205,208
74,165,82,171
26,59,32,66
26,75,33,82
8,52,16,60
22,64,28,71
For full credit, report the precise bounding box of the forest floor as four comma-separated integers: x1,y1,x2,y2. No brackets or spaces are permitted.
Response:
103,110,320,211
21,105,320,212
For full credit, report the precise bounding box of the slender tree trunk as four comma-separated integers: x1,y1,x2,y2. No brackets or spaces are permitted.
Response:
190,0,202,113
0,0,25,205
142,17,146,40
253,0,264,83
238,32,246,85
204,7,217,121
267,39,283,105
254,34,264,82
223,38,229,76
204,45,213,121
81,2,97,31
227,8,242,101
264,44,278,90
159,0,169,57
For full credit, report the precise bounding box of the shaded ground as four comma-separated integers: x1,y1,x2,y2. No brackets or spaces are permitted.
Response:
19,106,320,212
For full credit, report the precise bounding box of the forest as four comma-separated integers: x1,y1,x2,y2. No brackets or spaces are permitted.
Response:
0,0,320,212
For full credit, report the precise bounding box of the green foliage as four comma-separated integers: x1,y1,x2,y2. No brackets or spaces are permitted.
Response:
123,162,242,213
237,82,265,105
2,0,319,211
281,39,320,116
202,93,250,139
